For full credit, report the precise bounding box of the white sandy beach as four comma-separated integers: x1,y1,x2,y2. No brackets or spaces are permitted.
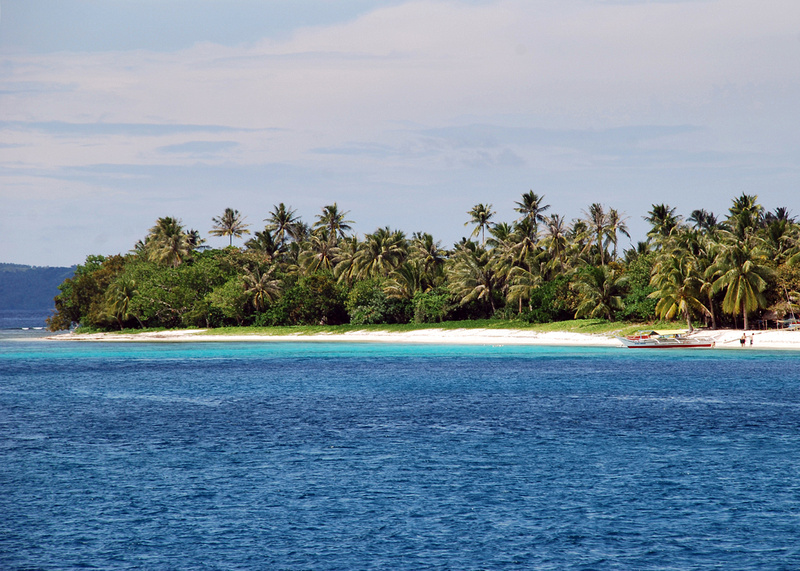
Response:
44,327,800,350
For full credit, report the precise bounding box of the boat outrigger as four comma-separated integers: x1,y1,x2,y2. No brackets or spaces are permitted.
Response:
616,330,716,349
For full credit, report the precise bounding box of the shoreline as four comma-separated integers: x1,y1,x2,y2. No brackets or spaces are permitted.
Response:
42,327,800,350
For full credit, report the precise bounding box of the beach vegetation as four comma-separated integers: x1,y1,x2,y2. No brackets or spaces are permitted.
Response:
47,195,800,333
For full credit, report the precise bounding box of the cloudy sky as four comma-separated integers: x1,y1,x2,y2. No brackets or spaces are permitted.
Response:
1,0,799,267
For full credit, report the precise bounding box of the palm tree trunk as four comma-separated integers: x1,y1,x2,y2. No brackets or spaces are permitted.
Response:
707,293,717,329
743,299,749,330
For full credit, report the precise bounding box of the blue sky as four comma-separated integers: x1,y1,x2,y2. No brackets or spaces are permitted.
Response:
1,0,799,266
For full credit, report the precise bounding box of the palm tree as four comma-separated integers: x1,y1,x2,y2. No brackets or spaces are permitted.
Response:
410,232,447,286
507,264,543,313
146,216,192,267
245,228,283,263
688,209,719,232
487,222,514,248
448,242,498,313
623,241,651,264
105,278,141,329
644,204,681,242
465,203,495,246
763,214,796,264
384,262,426,300
354,227,408,279
265,203,301,247
186,229,207,252
298,230,340,274
708,233,773,329
583,203,609,265
649,253,709,331
605,208,630,262
514,191,549,239
542,214,570,272
567,219,591,266
210,208,251,246
765,206,794,224
508,220,540,268
726,193,764,239
333,236,361,286
242,266,280,312
314,203,353,241
574,265,627,321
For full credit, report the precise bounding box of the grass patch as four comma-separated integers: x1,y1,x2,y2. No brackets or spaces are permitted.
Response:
195,319,672,337
72,325,170,335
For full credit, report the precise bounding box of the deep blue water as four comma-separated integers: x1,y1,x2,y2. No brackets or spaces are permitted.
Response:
0,309,51,330
2,334,800,570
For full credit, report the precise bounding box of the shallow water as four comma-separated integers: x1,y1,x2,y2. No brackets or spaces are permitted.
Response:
2,336,800,569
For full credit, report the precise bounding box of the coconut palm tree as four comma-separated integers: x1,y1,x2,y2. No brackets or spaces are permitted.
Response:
384,262,426,300
185,229,208,252
210,208,251,246
410,232,447,286
465,203,495,246
649,253,709,331
567,219,591,266
623,241,651,264
726,193,764,239
605,208,630,262
762,207,797,264
265,203,301,247
487,222,514,248
354,227,408,279
644,204,681,242
765,206,794,224
105,278,141,329
542,214,570,273
688,209,719,232
707,232,773,329
314,203,353,241
146,216,192,267
583,203,609,265
574,265,627,321
507,264,543,313
298,230,340,274
448,242,498,313
245,228,283,263
514,191,550,239
242,266,280,312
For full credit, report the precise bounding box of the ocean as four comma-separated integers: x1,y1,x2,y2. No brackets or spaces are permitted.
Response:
2,334,799,569
0,309,52,330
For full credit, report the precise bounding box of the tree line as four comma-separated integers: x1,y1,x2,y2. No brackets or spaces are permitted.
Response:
47,193,800,332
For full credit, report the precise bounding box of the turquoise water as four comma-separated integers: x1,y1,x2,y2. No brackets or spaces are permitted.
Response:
2,334,800,569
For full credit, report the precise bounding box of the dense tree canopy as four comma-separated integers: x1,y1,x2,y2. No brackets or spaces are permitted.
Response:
48,194,800,332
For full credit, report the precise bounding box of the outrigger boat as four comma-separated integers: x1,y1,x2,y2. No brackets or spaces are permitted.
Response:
616,330,716,349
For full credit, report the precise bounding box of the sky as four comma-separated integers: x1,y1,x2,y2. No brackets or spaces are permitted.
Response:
1,0,799,267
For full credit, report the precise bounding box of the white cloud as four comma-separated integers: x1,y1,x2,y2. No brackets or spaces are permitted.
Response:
1,0,799,264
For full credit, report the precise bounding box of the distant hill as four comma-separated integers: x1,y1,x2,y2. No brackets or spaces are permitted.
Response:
0,263,75,310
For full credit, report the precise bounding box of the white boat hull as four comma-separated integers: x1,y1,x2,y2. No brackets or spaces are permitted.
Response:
616,336,715,349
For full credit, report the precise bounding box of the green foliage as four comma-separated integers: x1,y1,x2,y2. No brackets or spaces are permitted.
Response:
619,252,657,321
345,279,410,325
520,277,573,323
48,255,126,330
207,277,250,326
44,195,800,333
573,264,628,321
264,273,348,326
412,287,454,323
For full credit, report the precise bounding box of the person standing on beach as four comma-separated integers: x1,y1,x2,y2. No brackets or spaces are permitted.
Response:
750,333,754,346
740,333,746,347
